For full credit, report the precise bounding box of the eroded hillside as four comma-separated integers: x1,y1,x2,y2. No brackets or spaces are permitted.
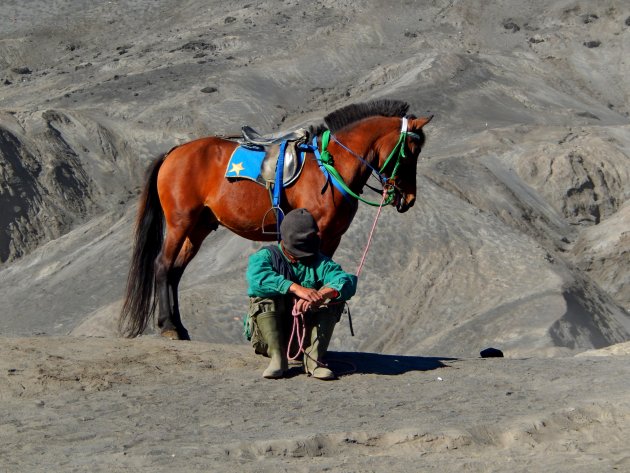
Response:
0,0,628,356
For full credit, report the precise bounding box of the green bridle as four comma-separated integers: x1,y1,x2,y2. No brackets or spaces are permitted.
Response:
316,117,420,207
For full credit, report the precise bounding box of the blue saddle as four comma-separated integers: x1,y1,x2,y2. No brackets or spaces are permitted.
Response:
225,138,307,234
225,142,306,187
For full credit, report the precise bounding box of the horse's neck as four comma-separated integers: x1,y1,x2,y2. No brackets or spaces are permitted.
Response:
332,119,397,190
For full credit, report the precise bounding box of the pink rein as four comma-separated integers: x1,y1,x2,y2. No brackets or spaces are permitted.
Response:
287,188,389,361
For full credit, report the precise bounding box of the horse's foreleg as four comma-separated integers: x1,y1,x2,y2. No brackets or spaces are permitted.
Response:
320,235,342,258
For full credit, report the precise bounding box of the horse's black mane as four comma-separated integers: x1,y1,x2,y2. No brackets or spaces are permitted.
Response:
310,99,410,135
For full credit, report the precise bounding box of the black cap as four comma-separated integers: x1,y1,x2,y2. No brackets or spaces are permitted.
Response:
280,208,320,258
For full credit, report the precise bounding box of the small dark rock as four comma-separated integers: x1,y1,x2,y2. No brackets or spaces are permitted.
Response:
200,87,218,93
625,16,630,26
480,347,504,358
582,14,599,24
503,20,520,32
225,16,237,24
3,79,12,85
11,66,32,74
404,31,417,38
576,111,600,120
179,41,216,52
116,44,133,55
583,40,601,48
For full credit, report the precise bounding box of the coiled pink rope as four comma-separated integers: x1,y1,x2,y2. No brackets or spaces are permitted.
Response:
287,303,307,361
286,188,390,362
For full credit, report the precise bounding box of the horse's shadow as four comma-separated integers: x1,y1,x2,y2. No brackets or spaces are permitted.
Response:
326,351,457,376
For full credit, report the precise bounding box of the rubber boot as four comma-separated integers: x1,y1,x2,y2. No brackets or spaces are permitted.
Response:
304,313,337,380
256,313,288,379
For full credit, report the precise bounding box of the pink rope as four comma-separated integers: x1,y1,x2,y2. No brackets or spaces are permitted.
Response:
287,302,331,371
354,188,389,278
285,188,389,362
287,302,307,361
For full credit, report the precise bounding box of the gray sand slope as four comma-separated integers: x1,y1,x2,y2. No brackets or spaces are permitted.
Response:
1,0,629,471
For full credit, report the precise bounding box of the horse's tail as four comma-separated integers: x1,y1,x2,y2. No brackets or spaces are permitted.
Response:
118,153,168,337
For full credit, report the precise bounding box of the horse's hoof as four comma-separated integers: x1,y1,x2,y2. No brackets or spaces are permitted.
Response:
160,329,180,340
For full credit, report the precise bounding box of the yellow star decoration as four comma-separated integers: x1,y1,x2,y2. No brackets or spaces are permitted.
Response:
229,162,245,176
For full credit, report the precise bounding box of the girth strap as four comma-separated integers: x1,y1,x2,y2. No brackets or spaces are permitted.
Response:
272,140,288,233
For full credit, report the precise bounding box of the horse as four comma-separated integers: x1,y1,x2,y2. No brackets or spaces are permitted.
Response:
119,99,433,340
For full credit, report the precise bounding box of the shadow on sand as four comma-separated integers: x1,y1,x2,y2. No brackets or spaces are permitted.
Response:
326,351,457,376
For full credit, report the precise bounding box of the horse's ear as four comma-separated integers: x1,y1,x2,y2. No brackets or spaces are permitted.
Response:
409,115,434,129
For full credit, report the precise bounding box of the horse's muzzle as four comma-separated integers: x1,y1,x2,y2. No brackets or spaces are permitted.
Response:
395,194,415,213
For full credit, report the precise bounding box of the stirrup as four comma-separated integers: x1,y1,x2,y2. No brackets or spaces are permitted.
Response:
261,206,284,235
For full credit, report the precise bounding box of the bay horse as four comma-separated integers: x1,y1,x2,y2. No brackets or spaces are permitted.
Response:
119,99,433,340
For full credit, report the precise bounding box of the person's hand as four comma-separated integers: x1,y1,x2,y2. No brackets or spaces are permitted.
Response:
317,287,339,301
293,298,312,315
289,284,324,304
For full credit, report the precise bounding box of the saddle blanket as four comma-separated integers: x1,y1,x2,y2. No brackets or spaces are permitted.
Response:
225,143,305,187
225,146,267,182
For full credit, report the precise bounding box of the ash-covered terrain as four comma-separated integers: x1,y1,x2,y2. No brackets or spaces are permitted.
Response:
1,0,628,356
1,2,630,469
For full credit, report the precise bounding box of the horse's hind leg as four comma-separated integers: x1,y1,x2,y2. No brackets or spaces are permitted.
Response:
154,223,189,339
158,215,217,340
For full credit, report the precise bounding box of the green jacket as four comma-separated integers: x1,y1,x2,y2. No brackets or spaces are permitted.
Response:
246,245,358,301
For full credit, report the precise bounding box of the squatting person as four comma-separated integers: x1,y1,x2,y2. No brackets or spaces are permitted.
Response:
245,208,357,380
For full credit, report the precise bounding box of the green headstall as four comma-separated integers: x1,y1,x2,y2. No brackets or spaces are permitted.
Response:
317,117,419,207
